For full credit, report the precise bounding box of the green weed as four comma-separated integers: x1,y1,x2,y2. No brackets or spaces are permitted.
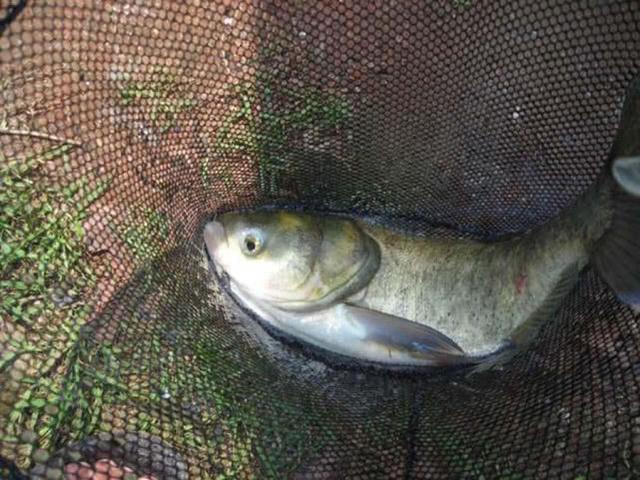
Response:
453,0,472,8
211,73,352,196
0,144,109,325
115,209,170,261
2,332,124,451
198,131,238,192
119,68,197,133
0,143,112,468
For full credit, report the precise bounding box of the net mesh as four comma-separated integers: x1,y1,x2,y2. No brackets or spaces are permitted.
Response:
1,1,639,478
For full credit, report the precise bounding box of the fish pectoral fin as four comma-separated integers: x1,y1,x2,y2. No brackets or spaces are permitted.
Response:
341,304,474,367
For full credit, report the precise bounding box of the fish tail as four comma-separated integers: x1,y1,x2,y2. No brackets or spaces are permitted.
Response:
468,76,640,377
592,77,640,306
592,156,640,304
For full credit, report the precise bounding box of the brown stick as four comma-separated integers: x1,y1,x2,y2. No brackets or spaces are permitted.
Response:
0,128,82,147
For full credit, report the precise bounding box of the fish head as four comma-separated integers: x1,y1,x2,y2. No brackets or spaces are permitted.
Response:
204,211,380,311
205,211,323,305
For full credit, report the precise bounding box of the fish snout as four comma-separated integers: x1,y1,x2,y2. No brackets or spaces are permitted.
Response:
204,220,226,256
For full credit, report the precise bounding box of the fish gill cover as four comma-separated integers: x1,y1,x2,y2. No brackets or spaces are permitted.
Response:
0,1,639,478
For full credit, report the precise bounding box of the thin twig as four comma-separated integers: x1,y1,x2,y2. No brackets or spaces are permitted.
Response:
0,128,82,147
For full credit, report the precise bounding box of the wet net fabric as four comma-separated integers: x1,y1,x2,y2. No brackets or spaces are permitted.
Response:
1,1,639,478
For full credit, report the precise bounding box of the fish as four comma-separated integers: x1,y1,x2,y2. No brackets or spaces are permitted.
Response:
204,83,640,369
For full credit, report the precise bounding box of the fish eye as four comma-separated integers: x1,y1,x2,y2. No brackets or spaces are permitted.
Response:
241,232,263,256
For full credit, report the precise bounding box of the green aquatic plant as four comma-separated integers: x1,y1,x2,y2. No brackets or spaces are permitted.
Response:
119,68,197,133
0,144,109,326
211,73,352,196
0,143,113,468
2,333,123,450
453,0,472,8
116,208,171,261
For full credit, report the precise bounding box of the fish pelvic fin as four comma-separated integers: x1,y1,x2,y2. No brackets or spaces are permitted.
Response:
592,76,640,305
342,304,477,367
510,262,581,347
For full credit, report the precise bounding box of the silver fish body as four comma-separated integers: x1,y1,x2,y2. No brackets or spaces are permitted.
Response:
203,153,640,368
